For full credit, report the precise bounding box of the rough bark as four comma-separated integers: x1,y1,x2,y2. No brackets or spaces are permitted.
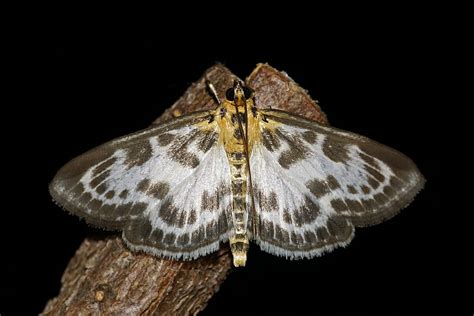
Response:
42,63,328,315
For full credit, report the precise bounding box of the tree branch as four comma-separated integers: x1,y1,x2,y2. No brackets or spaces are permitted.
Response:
42,63,328,315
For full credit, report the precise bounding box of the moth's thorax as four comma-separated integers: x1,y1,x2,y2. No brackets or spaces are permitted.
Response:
217,98,260,152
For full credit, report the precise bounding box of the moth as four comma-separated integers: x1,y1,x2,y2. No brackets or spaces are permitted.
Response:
50,80,425,267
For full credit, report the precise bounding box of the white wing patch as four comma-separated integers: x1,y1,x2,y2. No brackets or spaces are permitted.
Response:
250,110,424,258
50,112,233,260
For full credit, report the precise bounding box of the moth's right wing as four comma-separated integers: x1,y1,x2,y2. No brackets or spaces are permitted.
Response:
249,109,425,259
50,111,233,259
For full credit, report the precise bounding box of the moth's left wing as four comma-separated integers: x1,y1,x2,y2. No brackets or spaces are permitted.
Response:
50,111,233,260
250,109,425,258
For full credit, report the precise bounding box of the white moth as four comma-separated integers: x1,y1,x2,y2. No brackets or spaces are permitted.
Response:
50,80,425,267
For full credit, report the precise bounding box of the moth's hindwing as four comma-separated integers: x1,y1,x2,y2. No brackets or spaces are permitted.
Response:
250,109,425,259
50,111,233,260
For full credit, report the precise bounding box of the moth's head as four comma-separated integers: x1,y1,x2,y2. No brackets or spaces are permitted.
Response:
225,80,254,107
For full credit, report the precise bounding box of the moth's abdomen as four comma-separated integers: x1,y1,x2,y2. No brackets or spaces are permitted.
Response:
227,151,249,266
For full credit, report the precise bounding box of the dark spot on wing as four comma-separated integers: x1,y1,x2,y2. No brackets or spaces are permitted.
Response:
88,199,103,211
158,198,179,226
92,157,117,177
140,219,153,239
261,129,281,152
322,137,349,163
325,217,351,238
316,227,330,241
275,226,290,244
177,233,190,245
285,197,320,226
277,129,311,169
70,183,85,199
136,179,151,192
254,188,279,212
383,184,396,197
283,209,292,224
296,197,320,225
79,192,92,205
89,170,110,189
260,220,274,240
105,190,115,199
306,178,329,198
365,164,385,182
361,185,371,194
157,133,174,146
115,202,133,217
218,209,229,234
129,202,148,216
96,183,108,195
345,199,364,213
191,226,205,244
201,190,218,210
163,233,176,245
347,185,357,194
124,217,151,242
373,193,389,204
389,177,404,190
151,229,164,243
119,189,129,199
124,141,153,169
98,203,116,216
196,130,218,153
206,221,218,239
360,152,377,168
326,175,340,190
148,182,170,199
168,130,200,168
361,198,377,211
201,183,230,211
331,198,349,213
368,177,380,189
187,209,197,225
304,231,317,244
302,131,318,144
177,212,186,228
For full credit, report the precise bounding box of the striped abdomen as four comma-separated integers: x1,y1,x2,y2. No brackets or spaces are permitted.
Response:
228,150,250,266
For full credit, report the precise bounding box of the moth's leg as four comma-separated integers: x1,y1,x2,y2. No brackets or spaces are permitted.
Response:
205,80,221,105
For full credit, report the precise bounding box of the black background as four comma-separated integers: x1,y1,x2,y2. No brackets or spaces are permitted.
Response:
2,16,448,315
